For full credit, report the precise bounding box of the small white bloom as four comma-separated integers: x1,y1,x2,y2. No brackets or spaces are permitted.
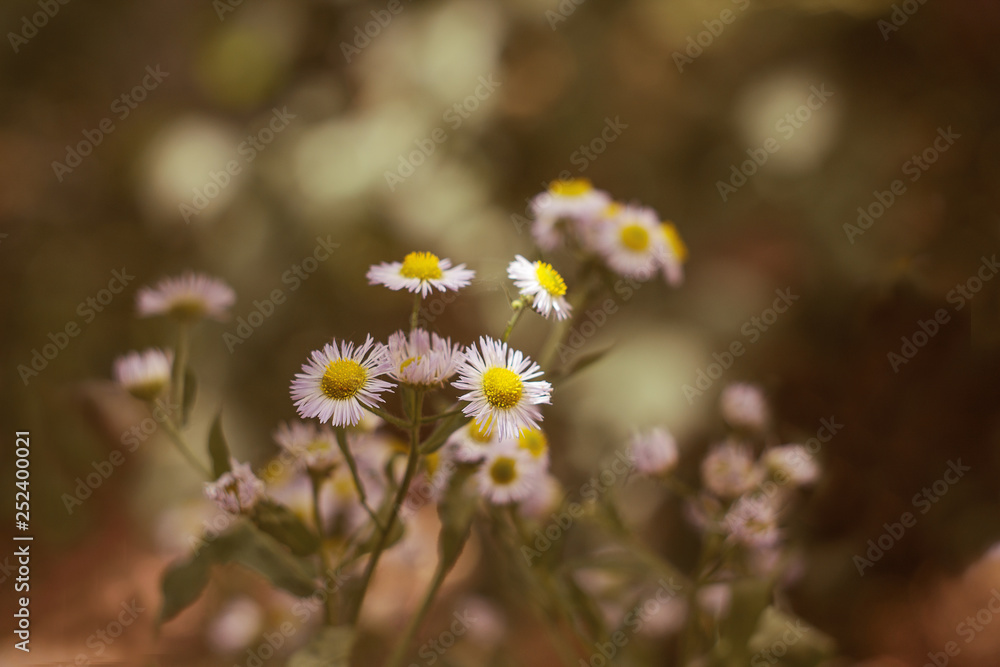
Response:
530,178,611,251
207,597,264,654
697,583,731,619
507,255,572,321
290,336,395,427
722,495,781,549
367,251,475,297
137,271,236,321
596,205,671,281
204,460,266,514
273,420,342,472
719,383,769,431
113,348,173,400
445,417,500,463
629,427,679,477
386,328,464,386
658,222,687,287
453,337,552,440
764,444,819,486
701,441,762,499
515,427,550,467
477,442,544,505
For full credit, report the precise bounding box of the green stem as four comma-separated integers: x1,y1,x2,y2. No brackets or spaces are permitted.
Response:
172,322,190,422
501,301,526,342
350,391,424,623
363,405,411,431
160,415,211,478
385,556,450,667
334,428,385,531
538,280,598,371
410,293,422,332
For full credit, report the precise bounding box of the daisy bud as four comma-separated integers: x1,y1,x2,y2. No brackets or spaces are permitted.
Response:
763,444,819,486
137,271,236,322
113,348,173,401
701,440,762,499
204,460,266,515
629,427,679,477
719,383,769,431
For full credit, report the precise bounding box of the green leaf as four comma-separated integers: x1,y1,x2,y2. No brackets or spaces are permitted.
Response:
436,464,477,567
252,500,321,557
286,626,355,667
208,411,232,479
419,412,469,455
158,550,211,623
561,345,614,381
214,522,318,598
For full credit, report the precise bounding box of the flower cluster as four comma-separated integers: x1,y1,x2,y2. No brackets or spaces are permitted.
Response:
528,178,687,286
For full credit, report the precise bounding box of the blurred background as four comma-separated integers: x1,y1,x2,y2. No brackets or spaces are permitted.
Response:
3,0,1000,664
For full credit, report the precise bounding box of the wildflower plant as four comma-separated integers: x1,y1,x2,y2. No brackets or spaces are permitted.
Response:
109,182,834,666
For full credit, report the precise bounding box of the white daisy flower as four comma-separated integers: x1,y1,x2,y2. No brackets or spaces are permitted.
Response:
722,495,781,549
386,328,464,386
764,444,819,486
273,420,342,473
530,179,611,251
445,417,500,463
629,427,679,477
113,348,173,401
477,443,544,505
137,271,236,321
507,255,572,321
453,337,552,441
518,473,563,519
701,440,762,499
366,251,475,297
658,222,687,287
290,336,395,427
719,383,769,431
204,460,266,514
515,427,550,467
596,205,672,281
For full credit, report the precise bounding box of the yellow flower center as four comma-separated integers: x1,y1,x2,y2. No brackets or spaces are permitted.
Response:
399,251,443,281
320,359,367,400
489,457,517,485
518,429,548,458
481,367,524,409
306,440,330,455
534,262,567,297
549,178,592,198
661,223,688,263
603,202,623,218
468,417,493,443
425,451,440,477
620,224,650,252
